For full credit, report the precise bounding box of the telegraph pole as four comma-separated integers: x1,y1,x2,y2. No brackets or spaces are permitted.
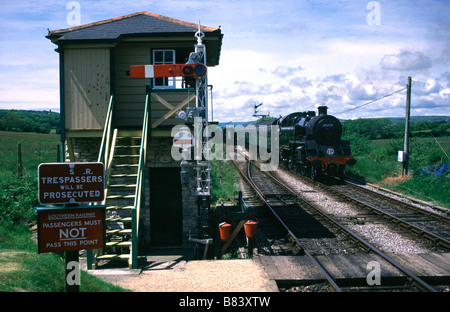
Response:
403,76,412,176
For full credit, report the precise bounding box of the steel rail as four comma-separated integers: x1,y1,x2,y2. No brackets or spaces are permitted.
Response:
231,158,342,292
318,181,450,250
347,178,449,216
344,180,450,224
264,167,438,292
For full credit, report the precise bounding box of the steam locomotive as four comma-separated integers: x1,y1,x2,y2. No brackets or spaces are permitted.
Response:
258,106,356,180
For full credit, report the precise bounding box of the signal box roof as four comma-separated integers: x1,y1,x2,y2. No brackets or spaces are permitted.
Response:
46,11,223,65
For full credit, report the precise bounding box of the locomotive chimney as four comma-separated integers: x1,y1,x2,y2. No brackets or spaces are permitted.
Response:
318,106,328,115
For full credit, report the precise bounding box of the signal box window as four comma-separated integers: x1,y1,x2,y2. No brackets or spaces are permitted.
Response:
153,49,175,88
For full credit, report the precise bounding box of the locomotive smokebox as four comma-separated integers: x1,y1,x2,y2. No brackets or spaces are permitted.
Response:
318,106,328,115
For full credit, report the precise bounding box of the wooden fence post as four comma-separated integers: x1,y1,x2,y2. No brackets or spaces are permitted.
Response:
17,142,23,178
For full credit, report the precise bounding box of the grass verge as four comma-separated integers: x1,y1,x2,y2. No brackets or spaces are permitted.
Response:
347,137,449,209
0,224,129,292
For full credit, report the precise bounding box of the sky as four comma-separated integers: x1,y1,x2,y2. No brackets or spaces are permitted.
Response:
0,0,449,122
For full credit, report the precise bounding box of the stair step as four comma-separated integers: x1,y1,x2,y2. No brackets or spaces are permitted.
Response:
107,194,135,199
110,173,138,178
113,164,139,168
109,184,137,188
106,205,134,210
116,145,141,149
114,154,140,158
106,241,132,247
106,229,132,235
106,217,132,222
96,254,130,260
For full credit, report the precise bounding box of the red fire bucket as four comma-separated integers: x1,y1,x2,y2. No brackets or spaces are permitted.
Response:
219,222,232,242
244,220,258,239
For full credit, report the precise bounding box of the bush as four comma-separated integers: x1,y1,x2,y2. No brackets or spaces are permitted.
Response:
0,171,38,227
342,118,394,140
0,110,60,134
342,132,371,155
408,138,445,173
210,160,239,204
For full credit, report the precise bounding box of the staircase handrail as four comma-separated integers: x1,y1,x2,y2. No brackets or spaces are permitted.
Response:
98,93,114,165
87,93,114,270
131,84,151,268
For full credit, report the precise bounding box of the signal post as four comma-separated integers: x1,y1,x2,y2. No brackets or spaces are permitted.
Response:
130,25,212,240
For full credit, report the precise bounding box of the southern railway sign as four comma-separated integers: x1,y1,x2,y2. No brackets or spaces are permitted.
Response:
38,162,105,204
37,206,105,253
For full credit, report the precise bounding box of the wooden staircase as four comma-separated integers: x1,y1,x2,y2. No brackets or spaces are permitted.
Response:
91,133,142,268
87,90,149,270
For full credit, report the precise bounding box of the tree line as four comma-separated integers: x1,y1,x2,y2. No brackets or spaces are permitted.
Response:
342,118,450,140
0,109,448,139
0,110,60,134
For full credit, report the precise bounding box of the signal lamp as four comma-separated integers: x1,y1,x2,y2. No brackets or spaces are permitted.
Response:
182,65,194,76
194,64,207,77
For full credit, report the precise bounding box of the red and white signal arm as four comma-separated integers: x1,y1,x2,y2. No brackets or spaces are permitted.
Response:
130,63,207,79
173,130,194,148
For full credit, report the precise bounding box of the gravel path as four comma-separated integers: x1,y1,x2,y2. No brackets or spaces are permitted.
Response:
88,258,279,292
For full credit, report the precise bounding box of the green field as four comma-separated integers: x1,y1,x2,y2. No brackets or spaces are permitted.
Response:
0,131,61,174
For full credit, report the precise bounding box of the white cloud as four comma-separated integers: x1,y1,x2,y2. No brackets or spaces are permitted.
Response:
380,50,432,72
271,66,303,78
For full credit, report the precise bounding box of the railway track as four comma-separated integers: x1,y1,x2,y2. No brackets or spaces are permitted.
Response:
274,168,450,251
236,159,343,292
230,150,448,291
329,179,450,247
